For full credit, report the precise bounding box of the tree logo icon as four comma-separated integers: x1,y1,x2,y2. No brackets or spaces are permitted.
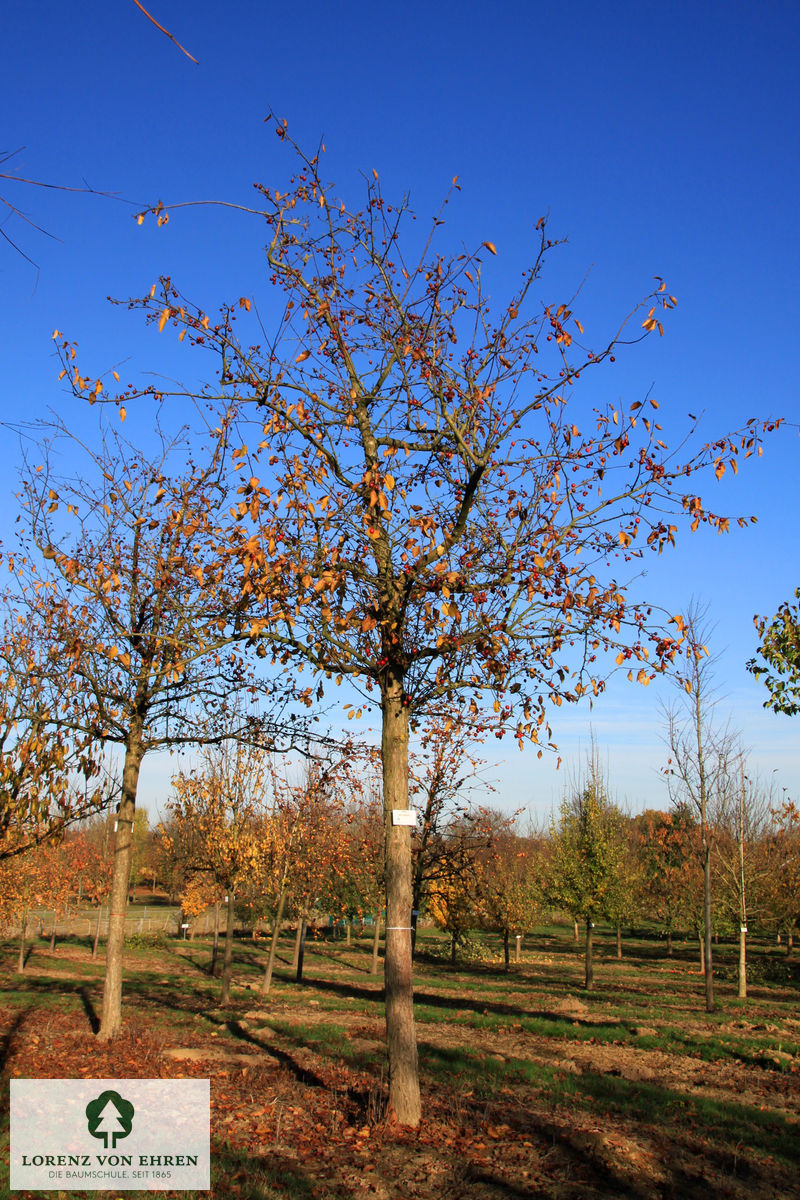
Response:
85,1090,135,1149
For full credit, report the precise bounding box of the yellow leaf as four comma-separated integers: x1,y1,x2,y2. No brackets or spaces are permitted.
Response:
112,370,120,382
384,473,395,491
158,308,170,332
296,349,311,363
149,284,157,298
137,213,145,225
483,241,497,255
119,407,127,422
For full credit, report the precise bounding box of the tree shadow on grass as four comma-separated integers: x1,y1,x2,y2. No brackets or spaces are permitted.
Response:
212,1141,355,1200
77,984,100,1033
0,1006,32,1072
224,1018,328,1090
287,972,609,1032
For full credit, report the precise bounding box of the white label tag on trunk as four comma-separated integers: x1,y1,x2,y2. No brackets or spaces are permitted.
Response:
391,809,417,826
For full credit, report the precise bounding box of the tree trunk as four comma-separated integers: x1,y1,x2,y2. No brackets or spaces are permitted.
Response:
346,919,351,947
262,886,287,995
49,922,57,953
573,919,580,943
370,914,381,975
450,930,457,964
787,930,794,958
584,919,594,990
292,920,303,970
92,904,103,958
296,918,307,983
703,845,714,1012
616,925,622,960
503,928,510,971
211,901,220,975
667,929,673,956
698,931,705,975
220,892,235,1003
738,926,747,999
515,934,521,964
17,908,28,973
381,675,420,1127
98,736,144,1040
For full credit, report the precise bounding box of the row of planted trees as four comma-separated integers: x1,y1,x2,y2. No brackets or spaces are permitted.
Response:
4,728,796,1014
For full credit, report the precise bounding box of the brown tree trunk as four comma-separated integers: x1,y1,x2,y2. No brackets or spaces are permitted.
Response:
220,892,235,1003
49,922,57,953
667,929,673,956
292,920,303,970
738,926,747,999
296,918,307,983
515,934,521,964
346,919,352,947
698,931,705,975
262,886,287,995
616,925,622,960
17,908,28,973
382,676,420,1127
702,845,714,1012
91,904,103,958
584,919,594,990
573,919,580,943
211,901,220,975
503,928,510,971
98,736,144,1040
370,913,381,975
787,930,794,958
450,930,457,964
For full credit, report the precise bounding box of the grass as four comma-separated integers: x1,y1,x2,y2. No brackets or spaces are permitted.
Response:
2,923,799,1199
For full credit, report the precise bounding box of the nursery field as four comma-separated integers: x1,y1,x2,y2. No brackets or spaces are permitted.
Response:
1,925,799,1200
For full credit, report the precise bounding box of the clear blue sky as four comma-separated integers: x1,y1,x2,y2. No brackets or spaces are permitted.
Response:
2,0,798,817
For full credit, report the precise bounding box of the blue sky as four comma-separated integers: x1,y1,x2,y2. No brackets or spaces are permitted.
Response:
2,0,798,818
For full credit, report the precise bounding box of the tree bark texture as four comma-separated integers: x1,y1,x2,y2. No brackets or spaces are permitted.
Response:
738,927,747,999
703,846,714,1012
381,677,421,1127
616,925,622,960
292,920,303,971
91,905,102,958
295,918,307,983
98,737,143,1040
220,892,235,1003
211,902,220,976
584,920,594,990
262,887,287,995
370,914,381,975
17,909,27,973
